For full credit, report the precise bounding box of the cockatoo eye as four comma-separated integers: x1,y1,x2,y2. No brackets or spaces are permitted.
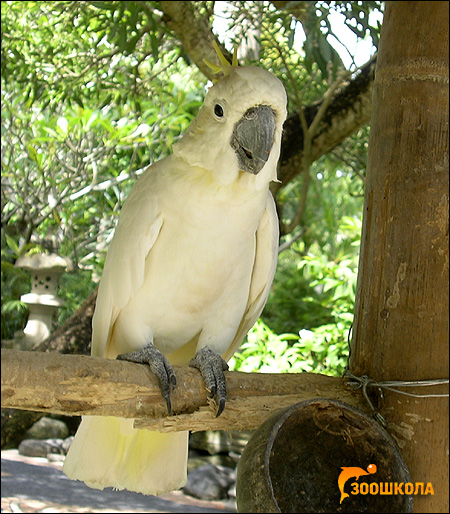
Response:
212,100,227,121
214,103,224,118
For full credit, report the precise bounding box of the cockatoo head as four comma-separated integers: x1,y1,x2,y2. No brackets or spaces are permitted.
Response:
173,64,287,189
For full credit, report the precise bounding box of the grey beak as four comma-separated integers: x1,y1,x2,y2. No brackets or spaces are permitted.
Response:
231,105,276,175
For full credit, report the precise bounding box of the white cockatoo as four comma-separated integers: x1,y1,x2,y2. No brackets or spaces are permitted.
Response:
63,48,287,496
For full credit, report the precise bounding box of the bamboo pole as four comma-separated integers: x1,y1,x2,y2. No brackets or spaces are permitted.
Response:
1,348,366,432
349,2,449,512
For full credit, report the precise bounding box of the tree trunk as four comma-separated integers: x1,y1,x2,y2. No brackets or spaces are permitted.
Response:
349,2,449,512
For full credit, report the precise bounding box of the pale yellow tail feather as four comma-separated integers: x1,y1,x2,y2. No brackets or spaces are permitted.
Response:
63,416,188,496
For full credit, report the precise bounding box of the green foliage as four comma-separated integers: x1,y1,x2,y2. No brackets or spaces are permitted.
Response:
1,234,30,340
1,1,172,110
229,318,350,377
312,1,383,71
229,320,302,373
237,213,361,377
1,1,205,339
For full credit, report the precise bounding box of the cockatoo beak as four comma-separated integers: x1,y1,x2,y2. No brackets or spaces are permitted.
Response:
231,104,276,175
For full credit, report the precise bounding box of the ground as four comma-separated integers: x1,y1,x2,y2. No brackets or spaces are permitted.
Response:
1,450,236,514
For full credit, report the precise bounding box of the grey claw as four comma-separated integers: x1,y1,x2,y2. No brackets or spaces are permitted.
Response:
117,344,176,414
189,346,228,417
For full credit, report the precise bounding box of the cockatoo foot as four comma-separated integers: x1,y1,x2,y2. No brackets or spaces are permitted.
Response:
189,346,229,417
117,343,176,414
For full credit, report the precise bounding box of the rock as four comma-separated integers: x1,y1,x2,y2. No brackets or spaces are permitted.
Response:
62,436,74,454
188,450,236,472
47,453,66,462
24,417,69,440
183,464,236,501
1,409,44,449
228,482,237,500
18,438,65,458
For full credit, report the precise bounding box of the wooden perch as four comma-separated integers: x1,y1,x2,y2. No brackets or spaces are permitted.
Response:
1,348,367,432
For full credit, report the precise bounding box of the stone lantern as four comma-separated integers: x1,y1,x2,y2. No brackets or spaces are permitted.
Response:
13,253,73,350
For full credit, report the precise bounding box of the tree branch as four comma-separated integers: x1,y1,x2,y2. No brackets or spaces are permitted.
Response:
159,1,229,81
279,55,377,182
1,349,367,433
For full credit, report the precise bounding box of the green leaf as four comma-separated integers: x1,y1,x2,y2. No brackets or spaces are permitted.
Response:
1,300,28,315
5,236,20,256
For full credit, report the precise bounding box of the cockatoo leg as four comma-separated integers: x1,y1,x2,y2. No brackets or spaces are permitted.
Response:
117,343,177,414
189,346,229,417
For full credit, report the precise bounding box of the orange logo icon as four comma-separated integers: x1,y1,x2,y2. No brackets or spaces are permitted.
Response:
338,464,377,504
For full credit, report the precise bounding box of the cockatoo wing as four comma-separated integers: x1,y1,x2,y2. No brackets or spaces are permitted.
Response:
222,191,279,362
91,163,164,359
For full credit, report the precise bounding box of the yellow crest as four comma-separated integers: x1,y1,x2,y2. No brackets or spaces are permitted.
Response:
204,41,239,78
